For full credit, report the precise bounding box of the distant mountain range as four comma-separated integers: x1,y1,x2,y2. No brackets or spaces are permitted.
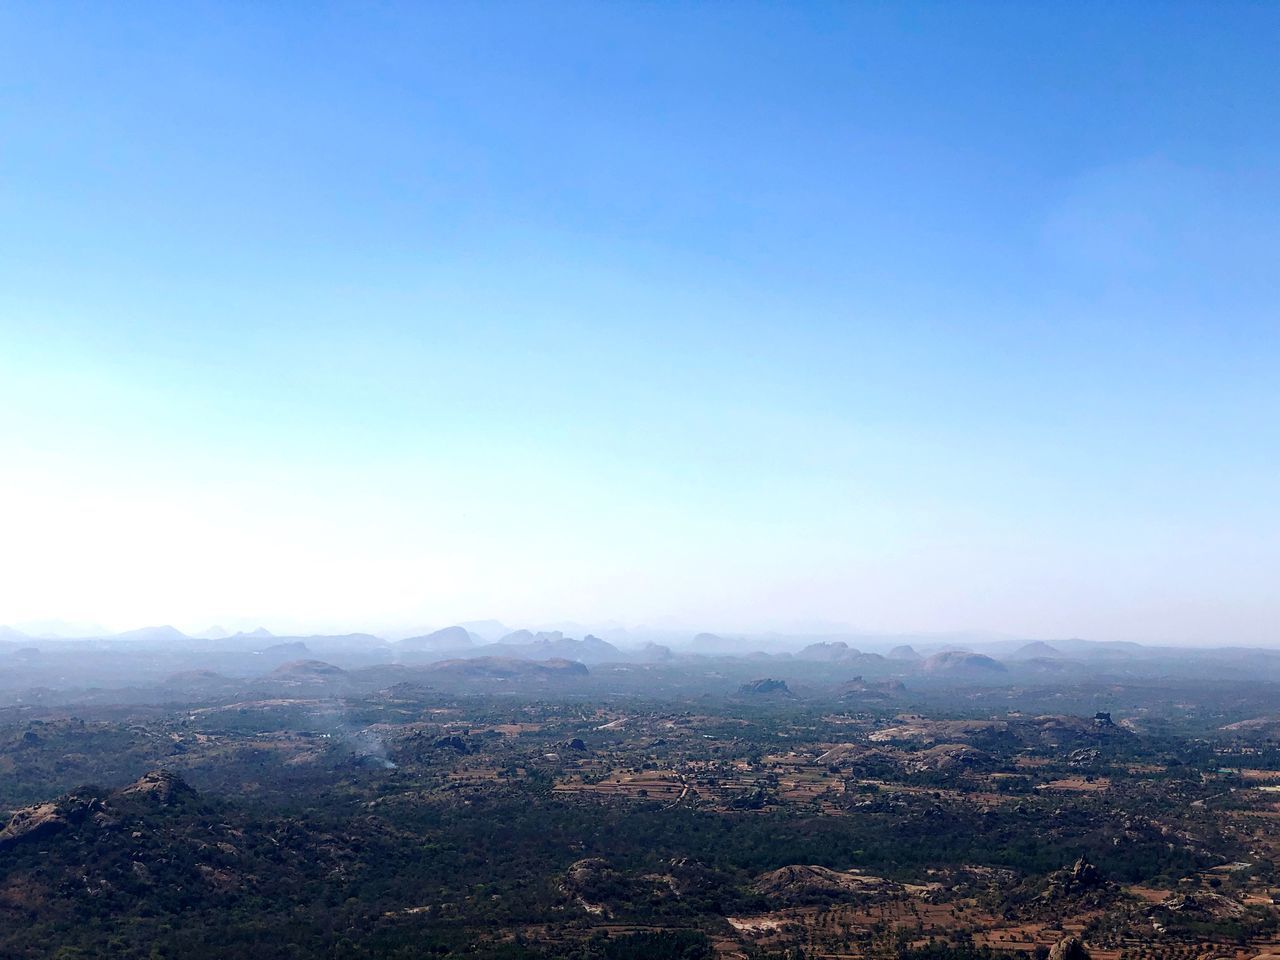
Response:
1010,640,1062,659
394,627,622,664
10,620,1280,690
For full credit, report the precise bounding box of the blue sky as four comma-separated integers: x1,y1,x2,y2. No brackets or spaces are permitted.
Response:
1,2,1277,641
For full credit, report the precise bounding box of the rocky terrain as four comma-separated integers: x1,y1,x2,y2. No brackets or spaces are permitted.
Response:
2,645,1280,959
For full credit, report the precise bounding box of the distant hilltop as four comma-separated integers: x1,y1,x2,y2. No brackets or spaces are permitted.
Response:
736,678,795,698
922,651,1007,675
1011,640,1062,659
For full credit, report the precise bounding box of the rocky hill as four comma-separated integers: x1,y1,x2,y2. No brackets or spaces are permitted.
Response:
736,678,794,697
397,625,474,652
752,864,897,901
921,651,1007,676
1011,640,1062,659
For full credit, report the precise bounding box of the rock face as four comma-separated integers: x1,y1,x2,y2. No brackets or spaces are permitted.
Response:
902,743,995,774
737,678,794,697
752,864,896,900
1066,748,1100,767
1157,891,1246,920
0,771,198,851
561,856,723,916
560,857,620,913
1048,935,1091,960
0,793,103,850
887,645,921,661
119,770,197,806
564,857,613,891
1042,856,1109,904
1067,856,1102,888
1027,714,1126,747
729,786,774,809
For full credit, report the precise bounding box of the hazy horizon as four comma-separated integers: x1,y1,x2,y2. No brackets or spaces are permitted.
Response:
6,616,1280,653
2,3,1277,645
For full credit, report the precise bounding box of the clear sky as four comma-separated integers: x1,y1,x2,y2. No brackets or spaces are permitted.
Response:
1,2,1277,642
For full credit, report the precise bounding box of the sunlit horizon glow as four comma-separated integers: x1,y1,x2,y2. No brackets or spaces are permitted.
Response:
1,4,1277,644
